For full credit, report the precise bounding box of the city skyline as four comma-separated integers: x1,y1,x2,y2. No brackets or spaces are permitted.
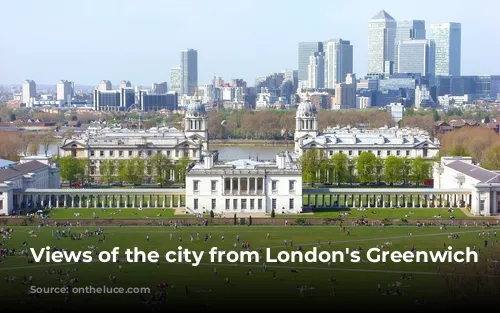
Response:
1,0,498,85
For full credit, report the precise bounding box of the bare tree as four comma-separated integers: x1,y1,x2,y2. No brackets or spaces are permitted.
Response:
40,131,55,156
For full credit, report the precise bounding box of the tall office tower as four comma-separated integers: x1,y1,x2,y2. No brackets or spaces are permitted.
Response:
307,52,325,89
430,23,461,76
56,80,73,104
180,48,198,95
98,80,112,90
397,39,435,76
298,42,323,85
22,80,36,106
170,67,182,94
368,10,397,74
324,39,353,88
394,20,426,73
120,80,132,89
213,76,224,88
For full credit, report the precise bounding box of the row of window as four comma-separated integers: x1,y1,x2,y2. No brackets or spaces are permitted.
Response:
340,150,412,157
89,149,196,159
192,198,295,210
194,180,296,192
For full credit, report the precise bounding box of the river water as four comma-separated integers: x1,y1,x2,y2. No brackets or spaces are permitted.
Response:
42,145,293,161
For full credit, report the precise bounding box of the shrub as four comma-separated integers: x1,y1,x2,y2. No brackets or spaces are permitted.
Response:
271,209,275,218
233,213,237,225
210,210,214,218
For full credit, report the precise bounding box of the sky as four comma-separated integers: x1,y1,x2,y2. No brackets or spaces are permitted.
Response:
1,0,499,87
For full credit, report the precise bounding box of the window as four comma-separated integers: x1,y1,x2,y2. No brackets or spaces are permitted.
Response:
358,150,362,156
119,151,123,157
166,150,171,156
109,151,114,157
258,199,262,210
128,151,133,157
377,150,381,156
139,151,143,157
90,150,95,156
100,151,104,157
211,199,216,210
289,180,295,191
250,199,255,210
241,199,247,210
147,150,152,156
406,150,410,156
211,180,217,191
272,180,277,191
225,199,230,210
348,150,352,156
289,198,294,209
396,150,401,156
233,199,238,210
193,181,199,191
387,151,391,156
194,199,198,210
272,198,277,210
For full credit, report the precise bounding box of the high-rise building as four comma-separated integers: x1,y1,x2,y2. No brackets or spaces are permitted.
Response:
307,52,325,89
22,80,36,107
170,67,182,94
56,80,73,104
180,48,198,95
430,23,461,76
152,82,168,94
298,42,323,84
397,39,435,76
324,39,353,88
119,80,132,89
368,10,397,75
98,80,112,91
394,20,426,73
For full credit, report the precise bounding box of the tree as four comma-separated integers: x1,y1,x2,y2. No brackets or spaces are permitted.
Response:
19,133,31,156
483,145,500,170
410,156,431,185
401,158,411,184
40,131,55,156
331,153,348,185
385,156,403,185
149,152,171,187
125,157,145,185
374,157,384,183
27,134,40,156
210,210,214,218
99,160,115,185
175,156,191,184
57,156,85,184
116,160,128,185
356,152,377,183
450,144,470,157
271,209,275,218
299,149,327,185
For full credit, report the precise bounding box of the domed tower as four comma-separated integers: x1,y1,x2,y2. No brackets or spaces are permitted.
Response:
184,90,209,151
294,92,319,152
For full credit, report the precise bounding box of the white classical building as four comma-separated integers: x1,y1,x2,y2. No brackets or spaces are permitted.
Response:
0,156,60,215
185,151,303,214
294,94,440,159
60,92,211,180
433,156,500,216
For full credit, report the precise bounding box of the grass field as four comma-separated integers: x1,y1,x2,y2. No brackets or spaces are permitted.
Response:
0,224,498,309
39,207,470,220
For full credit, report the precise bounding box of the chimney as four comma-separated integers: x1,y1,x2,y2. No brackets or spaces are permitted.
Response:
204,152,213,169
276,152,286,169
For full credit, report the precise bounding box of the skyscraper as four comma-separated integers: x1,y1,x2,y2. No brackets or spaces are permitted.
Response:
394,20,426,73
368,10,397,75
180,49,198,95
307,52,325,89
170,67,182,94
324,39,353,88
430,23,461,76
56,80,73,104
298,42,323,84
22,80,36,107
397,39,435,76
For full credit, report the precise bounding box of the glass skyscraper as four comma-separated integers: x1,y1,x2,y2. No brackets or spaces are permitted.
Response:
324,39,353,87
298,42,323,83
368,10,397,74
397,39,435,76
394,20,426,73
430,23,461,76
180,49,198,96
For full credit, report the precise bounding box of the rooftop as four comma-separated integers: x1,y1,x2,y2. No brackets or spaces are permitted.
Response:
0,161,49,183
446,160,500,183
370,10,395,22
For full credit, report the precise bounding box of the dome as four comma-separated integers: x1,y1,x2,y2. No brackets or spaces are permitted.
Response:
186,90,206,114
296,93,317,115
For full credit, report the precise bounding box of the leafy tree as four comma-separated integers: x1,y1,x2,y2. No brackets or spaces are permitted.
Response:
331,153,348,185
356,152,377,183
401,158,411,184
149,152,172,187
57,156,85,184
374,157,384,183
175,156,191,184
385,156,403,185
299,149,327,186
347,158,357,184
99,160,115,185
450,144,470,157
410,156,431,185
483,145,500,170
125,157,145,185
116,160,128,185
432,109,440,121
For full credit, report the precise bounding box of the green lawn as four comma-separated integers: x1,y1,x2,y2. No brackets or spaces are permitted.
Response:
0,225,498,309
278,208,468,219
41,208,180,219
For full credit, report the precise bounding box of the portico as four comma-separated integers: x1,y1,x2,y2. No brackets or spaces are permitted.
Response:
13,189,186,211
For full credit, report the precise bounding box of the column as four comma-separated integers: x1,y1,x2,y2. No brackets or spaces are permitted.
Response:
162,195,166,208
367,195,370,208
171,195,174,208
307,194,310,206
147,196,150,208
359,194,363,207
255,178,258,194
48,196,52,209
238,178,241,195
94,196,98,208
247,178,250,195
64,195,67,207
79,197,82,208
132,195,136,208
178,195,181,207
230,179,234,195
140,196,143,208
330,195,333,207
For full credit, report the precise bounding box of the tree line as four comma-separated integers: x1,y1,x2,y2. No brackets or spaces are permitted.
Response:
56,154,192,186
298,149,433,186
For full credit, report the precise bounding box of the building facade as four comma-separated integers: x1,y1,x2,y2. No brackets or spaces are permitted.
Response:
22,80,36,107
181,49,198,96
56,80,73,104
433,156,500,216
298,42,323,85
0,156,60,215
397,39,435,76
368,10,397,74
185,151,302,214
394,20,425,73
294,94,439,158
61,94,209,180
430,23,461,76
